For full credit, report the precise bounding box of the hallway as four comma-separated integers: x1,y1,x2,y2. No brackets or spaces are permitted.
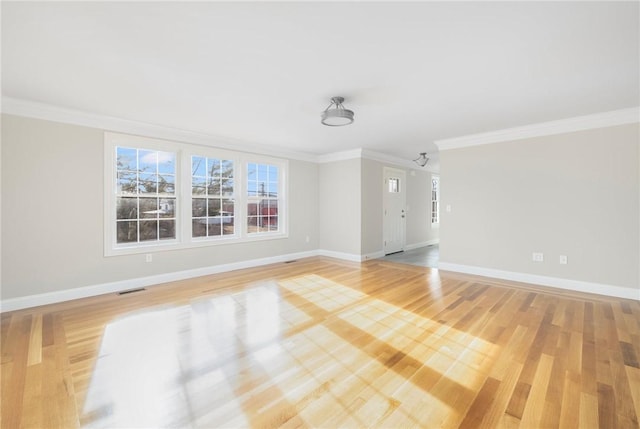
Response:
381,244,439,268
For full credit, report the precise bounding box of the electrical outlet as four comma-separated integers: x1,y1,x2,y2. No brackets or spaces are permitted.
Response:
446,205,451,213
532,252,544,262
305,236,310,243
559,255,568,264
145,254,152,263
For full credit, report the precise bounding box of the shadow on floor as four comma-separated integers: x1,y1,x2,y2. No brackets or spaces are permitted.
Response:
380,244,439,269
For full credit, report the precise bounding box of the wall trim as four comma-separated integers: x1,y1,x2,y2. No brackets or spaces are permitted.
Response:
2,96,440,171
438,262,639,301
362,250,385,261
1,96,317,163
317,148,363,164
317,147,436,172
0,250,319,312
435,107,640,151
405,239,439,251
317,249,363,262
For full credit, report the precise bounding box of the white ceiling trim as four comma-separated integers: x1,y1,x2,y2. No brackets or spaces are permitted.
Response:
2,96,438,170
0,97,318,163
317,147,436,172
361,149,437,172
317,148,364,164
435,107,640,151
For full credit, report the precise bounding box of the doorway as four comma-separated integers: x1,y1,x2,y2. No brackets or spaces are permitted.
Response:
383,167,406,255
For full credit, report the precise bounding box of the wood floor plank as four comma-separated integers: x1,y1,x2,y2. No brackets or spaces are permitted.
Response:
1,257,639,428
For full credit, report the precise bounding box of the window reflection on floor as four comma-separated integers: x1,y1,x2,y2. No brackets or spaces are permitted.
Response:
81,273,496,428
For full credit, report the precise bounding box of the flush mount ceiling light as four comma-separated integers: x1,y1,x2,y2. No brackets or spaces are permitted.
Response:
321,96,354,126
413,152,430,167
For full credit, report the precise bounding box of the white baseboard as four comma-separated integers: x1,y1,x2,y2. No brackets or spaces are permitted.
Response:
438,262,640,301
0,250,319,312
317,249,363,262
5,252,636,312
405,239,439,251
362,250,385,261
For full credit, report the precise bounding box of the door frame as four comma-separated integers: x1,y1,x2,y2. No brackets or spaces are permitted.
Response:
382,166,407,255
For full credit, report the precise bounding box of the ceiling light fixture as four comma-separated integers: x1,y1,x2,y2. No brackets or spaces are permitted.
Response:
321,96,354,126
413,152,429,167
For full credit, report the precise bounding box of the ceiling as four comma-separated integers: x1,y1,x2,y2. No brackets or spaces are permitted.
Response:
2,2,639,169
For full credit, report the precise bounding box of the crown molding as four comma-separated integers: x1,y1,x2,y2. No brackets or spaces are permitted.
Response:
435,107,640,151
1,96,318,163
317,148,363,163
317,147,436,172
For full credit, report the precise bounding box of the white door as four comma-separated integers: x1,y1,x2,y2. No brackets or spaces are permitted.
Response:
383,167,406,255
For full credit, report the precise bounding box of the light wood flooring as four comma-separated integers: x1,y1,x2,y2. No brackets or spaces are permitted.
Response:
2,257,639,428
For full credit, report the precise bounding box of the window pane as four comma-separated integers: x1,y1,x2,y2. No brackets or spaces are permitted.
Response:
139,173,157,194
192,177,206,195
157,152,175,174
207,179,221,196
190,157,234,239
192,156,206,177
140,198,158,218
208,199,221,217
139,220,158,241
223,222,235,236
222,178,234,196
221,160,234,178
248,163,257,179
159,220,175,240
269,217,278,231
117,147,137,171
208,221,222,236
208,158,221,177
247,216,258,233
158,175,175,195
192,219,206,237
159,198,175,218
117,172,137,194
117,221,138,243
192,198,206,217
116,197,138,220
389,178,399,193
247,181,257,196
222,199,234,216
268,166,278,182
247,202,258,216
258,164,267,182
113,146,177,248
268,182,277,197
139,150,157,173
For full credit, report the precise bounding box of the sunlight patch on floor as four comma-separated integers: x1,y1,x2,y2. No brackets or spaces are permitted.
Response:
80,273,498,428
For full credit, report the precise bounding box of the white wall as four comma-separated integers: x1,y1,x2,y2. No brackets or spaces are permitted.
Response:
406,168,439,249
1,114,319,301
361,158,383,256
439,123,639,294
318,158,362,256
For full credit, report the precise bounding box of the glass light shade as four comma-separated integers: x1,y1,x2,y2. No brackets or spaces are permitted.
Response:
321,108,355,126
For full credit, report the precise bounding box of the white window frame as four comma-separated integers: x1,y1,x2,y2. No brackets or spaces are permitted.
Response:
431,174,440,228
104,132,288,256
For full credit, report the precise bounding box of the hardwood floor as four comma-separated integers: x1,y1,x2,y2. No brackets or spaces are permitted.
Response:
2,257,639,428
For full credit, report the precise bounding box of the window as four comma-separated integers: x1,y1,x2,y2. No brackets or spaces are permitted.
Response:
191,156,235,238
115,147,177,244
105,132,288,256
388,177,400,193
431,175,440,225
247,163,279,233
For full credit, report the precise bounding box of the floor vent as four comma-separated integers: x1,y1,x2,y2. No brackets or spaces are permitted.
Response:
118,288,146,295
284,260,297,264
